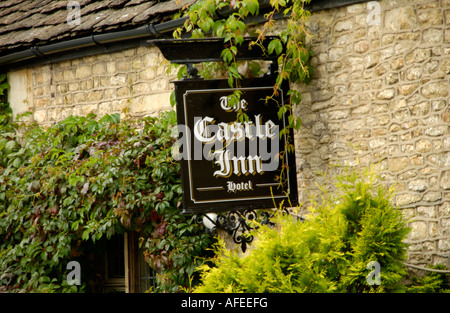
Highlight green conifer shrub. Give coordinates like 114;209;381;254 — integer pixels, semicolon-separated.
194;167;412;293
404;265;449;293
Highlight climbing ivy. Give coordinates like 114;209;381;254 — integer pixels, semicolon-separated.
167;0;314;193
0;73;10;127
172;0;314;132
0;102;213;292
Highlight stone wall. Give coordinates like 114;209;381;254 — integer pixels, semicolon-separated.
6;0;449;267
293;0;449;266
8;45;174;125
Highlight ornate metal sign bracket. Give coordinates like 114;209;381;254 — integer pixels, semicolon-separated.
199;208;300;253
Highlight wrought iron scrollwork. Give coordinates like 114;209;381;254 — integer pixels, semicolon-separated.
197;208;292;253
217;211;255;253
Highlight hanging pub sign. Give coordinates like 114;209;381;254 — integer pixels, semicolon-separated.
172;77;298;214
151;38;298;214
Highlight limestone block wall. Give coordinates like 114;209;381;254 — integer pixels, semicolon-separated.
8;45;174;125
294;0;449;266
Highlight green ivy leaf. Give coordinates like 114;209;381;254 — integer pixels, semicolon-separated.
268;38;283;56
221;48;233;64
245;0;259;15
5;140;16;153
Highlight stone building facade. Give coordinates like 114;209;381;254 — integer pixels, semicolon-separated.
8;46;173;124
293;0;449;266
3;0;449;268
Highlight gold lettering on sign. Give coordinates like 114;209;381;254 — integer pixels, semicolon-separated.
213;150;263;178
227;180;253;193
193;95;277;179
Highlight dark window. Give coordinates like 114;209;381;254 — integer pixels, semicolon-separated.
106;235;125;279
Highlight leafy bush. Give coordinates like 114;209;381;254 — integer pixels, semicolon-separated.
0;109;213;292
0;73;11;128
404;265;449;293
194;167;412;293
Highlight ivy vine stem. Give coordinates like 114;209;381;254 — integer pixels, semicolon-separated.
172;0;314;132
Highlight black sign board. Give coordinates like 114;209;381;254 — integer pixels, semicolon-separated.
151;37;299;214
173;76;298;214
